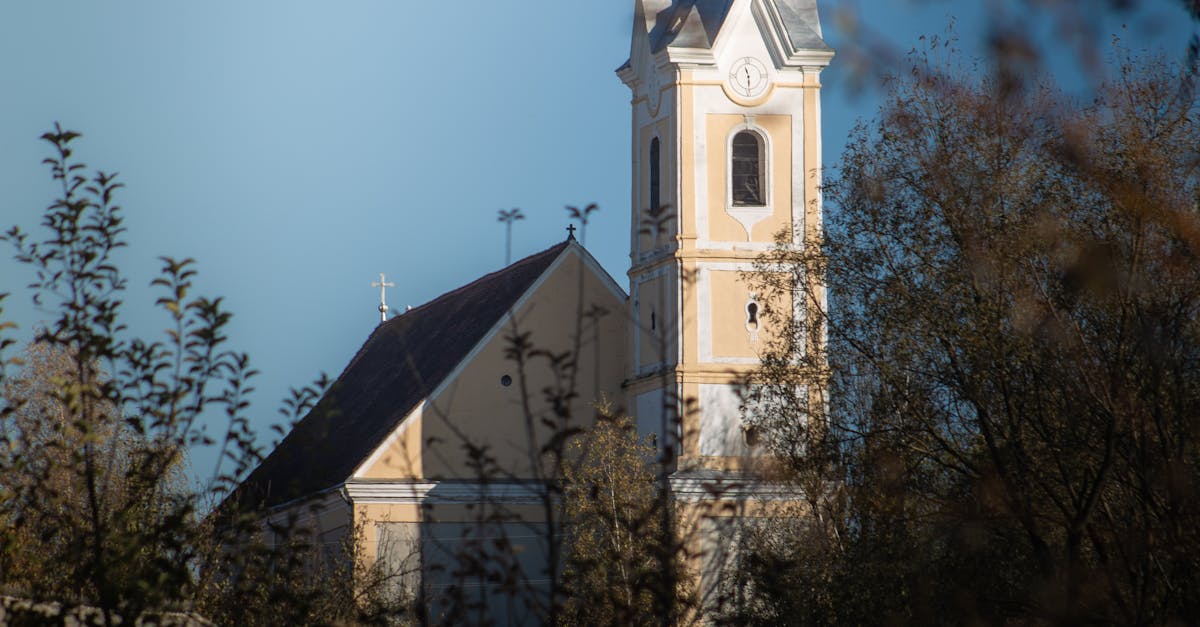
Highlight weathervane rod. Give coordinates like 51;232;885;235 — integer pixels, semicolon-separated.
497;208;525;266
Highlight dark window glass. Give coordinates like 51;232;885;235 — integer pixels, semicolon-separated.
731;131;763;206
650;137;661;211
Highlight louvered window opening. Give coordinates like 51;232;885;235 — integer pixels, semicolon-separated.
731;131;764;206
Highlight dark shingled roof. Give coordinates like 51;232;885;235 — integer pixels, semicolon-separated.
234;241;571;509
648;0;735;53
619;0;830;71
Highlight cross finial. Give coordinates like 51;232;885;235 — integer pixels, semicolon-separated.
566;224;577;240
371;273;395;323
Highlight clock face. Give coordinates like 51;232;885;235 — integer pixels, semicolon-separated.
729;57;769;99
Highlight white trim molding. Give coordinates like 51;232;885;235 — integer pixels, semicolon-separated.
724;120;774;241
697;261;763;365
669;471;806;502
632;263;676;377
343;480;551;506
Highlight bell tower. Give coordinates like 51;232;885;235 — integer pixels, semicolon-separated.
618;0;833;473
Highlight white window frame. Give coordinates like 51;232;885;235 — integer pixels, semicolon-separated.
724;122;773;241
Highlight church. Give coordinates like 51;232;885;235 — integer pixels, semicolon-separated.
233;0;832;619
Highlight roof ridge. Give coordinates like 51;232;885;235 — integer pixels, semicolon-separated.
334;239;571;394
390;240;570;322
230;238;577;510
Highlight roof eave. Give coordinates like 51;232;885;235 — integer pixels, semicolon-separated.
665;46;717;66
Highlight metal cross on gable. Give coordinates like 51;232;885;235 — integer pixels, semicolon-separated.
371;273;395;323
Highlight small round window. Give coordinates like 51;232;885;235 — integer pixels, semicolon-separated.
500;375;513;387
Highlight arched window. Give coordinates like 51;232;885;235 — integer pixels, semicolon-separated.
731;131;764;206
649;137;661;211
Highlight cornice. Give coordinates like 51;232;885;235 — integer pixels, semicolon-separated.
668;471;806;502
343;480;551;505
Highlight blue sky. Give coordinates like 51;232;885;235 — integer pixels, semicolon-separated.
0;1;1193;478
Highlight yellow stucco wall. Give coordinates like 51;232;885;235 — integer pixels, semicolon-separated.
417;250;626;480
352;501;421;573
638;118;674;254
704;113;793;243
637;274;672;367
710;270;756;359
353;500;553;577
675;496;812;617
709;270;792;360
357;405;423;479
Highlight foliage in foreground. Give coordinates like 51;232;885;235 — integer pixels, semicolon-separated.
561;411;690;626
0;126;687;627
0;127;219;620
739;43;1200;626
0;127;413;625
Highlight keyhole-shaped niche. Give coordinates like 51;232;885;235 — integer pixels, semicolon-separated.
745;292;761;343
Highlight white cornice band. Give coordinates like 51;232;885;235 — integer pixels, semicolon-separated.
343;480;552;505
344;477;804;505
668;473;807;502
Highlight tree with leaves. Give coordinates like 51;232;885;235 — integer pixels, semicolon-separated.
560;410;691;626
737;38;1200;625
0;126;387;625
0;126;227;621
0;340;187;600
